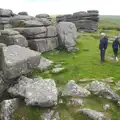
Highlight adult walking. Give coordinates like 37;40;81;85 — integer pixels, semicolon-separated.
112;36;120;61
99;33;108;63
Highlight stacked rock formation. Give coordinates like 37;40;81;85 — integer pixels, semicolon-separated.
9;13;58;53
0;8;14;30
0;29;28;47
56;10;99;32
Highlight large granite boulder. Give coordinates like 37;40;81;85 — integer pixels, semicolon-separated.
62;80;91;97
0;98;18;120
25;78;58;107
56;22;77;50
8;76;58;107
0;45;41;79
87;81;120;101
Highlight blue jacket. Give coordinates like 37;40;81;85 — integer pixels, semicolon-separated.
112;39;120;49
99;37;108;50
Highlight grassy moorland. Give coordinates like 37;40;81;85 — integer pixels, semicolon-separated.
13;16;120;120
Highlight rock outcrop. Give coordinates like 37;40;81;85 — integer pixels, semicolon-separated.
56;10;99;32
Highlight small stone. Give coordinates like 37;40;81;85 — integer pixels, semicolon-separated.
51;67;65;74
103;104;110;111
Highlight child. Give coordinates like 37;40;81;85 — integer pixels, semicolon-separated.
112;36;120;61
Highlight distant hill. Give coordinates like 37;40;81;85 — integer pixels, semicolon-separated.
100;15;120;23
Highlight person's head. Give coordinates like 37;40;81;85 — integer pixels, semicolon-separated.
100;32;106;38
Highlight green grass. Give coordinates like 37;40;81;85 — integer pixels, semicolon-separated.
40;30;120;85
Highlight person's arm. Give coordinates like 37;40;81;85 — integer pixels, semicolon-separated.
104;39;108;49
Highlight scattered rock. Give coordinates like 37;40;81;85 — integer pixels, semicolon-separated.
0;98;18;120
103;104;110;111
51;67;65;74
41;110;60;120
37;57;53;71
56;22;77;51
18;12;28;15
25;78;58;107
78;108;109;120
62;80;91;97
87;81;120;101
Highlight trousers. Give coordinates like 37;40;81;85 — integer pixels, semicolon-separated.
100;49;106;62
113;48;118;57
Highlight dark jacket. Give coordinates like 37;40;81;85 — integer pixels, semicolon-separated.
112;38;120;49
99;37;108;50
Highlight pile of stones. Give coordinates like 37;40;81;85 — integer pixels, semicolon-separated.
56;10;99;32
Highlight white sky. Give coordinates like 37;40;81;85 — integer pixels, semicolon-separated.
0;0;120;16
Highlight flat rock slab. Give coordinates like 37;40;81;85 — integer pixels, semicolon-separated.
62;80;91;97
87;81;120;101
0;45;41;79
10;20;44;27
78;108;108;120
28;37;58;53
13;27;47;39
56;22;77;49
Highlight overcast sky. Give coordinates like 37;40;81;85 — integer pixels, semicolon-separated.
0;0;120;16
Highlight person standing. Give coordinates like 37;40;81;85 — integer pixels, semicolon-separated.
99;33;108;63
112;36;120;61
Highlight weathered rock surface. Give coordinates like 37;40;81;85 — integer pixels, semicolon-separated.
87;81;120;101
78;108;109;120
62;80;91;97
18;12;28;15
28;37;58;53
0;45;40;79
37;57;53;71
13;27;47;39
8;76;58;107
0;8;13;17
0;29;28;47
25;78;58;107
0;98;18;120
10;20;44;27
41;110;60;120
8;76;34;97
56;22;77;50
